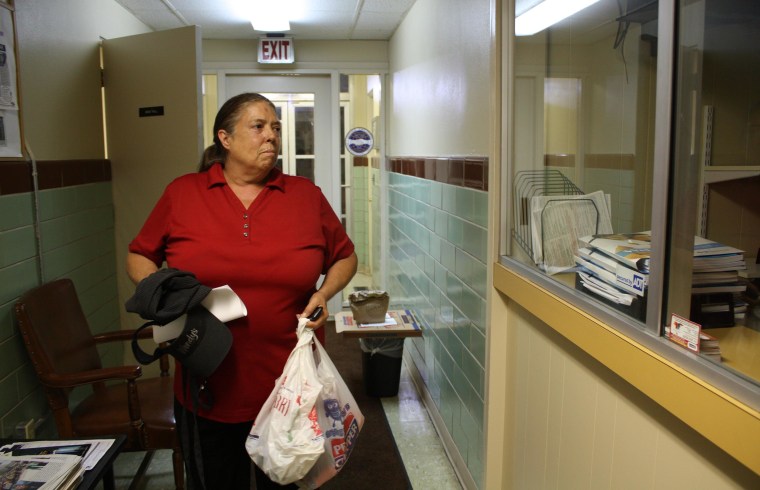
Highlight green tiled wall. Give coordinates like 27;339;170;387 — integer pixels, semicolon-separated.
387;172;487;487
0;182;119;438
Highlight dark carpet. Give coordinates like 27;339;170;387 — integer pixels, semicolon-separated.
320;321;412;490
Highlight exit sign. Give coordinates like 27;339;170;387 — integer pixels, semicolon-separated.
258;37;294;64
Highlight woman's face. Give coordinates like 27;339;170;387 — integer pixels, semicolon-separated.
219;101;281;174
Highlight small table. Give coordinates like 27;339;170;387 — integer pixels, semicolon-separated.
0;435;126;490
334;309;423;338
77;435;126;490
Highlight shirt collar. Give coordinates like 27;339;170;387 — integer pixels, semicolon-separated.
206;162;286;191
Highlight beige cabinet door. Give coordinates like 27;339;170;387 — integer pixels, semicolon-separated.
103;26;202;333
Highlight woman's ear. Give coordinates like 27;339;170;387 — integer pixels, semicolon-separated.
217;129;231;149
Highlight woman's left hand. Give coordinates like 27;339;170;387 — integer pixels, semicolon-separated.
299;293;328;329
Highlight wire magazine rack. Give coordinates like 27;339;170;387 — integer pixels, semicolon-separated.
512;169;598;268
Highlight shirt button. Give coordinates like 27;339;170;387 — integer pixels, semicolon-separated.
243;232;249;237
243;224;249;229
243;214;248;219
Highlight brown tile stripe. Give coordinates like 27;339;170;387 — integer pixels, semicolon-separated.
544;154;575;167
387;157;488;191
0;159;111;196
351;156;383;169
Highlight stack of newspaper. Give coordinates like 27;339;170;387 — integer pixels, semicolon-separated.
0;453;82;489
0;439;114;490
575;231;748;324
574;232;650;308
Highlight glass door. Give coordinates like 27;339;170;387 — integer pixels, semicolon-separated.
262;93;316;182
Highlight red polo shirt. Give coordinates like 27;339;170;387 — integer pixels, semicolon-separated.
129;163;354;422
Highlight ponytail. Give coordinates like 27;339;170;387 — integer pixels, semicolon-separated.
198;144;223;172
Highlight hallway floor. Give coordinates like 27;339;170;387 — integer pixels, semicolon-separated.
99;360;462;490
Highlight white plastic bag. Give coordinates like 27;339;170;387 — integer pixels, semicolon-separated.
246;321;325;485
298;337;364;489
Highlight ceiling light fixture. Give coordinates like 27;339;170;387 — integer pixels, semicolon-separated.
515;0;601;36
249;1;291;32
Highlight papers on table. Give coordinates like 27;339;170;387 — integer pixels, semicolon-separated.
0;453;83;490
0;438;114;471
334;310;422;337
354;313;397;327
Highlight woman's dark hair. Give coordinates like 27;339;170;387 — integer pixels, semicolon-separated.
198;93;277;171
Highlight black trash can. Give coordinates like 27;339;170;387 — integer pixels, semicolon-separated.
359;338;404;397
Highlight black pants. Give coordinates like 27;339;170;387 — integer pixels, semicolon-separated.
174;399;298;490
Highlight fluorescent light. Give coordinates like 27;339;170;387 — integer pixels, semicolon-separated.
515;0;601;36
242;0;291;32
251;15;290;32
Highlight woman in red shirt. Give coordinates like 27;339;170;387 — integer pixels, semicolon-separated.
127;93;357;489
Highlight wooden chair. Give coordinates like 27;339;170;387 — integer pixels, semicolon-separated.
14;278;184;490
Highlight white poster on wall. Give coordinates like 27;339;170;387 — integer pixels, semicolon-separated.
0;5;21;157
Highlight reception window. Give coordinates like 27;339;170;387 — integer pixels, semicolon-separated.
505;0;759;398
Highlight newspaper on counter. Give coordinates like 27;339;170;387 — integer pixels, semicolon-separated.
0;453;83;490
530;190;613;275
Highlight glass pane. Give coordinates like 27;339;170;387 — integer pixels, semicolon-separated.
510;0;659;324
294;106;314;155
296;158;314;182
669;0;760;385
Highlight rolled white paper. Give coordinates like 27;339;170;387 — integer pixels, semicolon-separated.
152;285;247;344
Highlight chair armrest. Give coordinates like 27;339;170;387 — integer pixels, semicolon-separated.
93;327;172;376
39;365;143;388
93;327;153;344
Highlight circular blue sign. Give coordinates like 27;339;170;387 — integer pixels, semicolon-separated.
345;127;374;156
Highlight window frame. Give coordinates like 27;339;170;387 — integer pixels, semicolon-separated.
500;0;760;412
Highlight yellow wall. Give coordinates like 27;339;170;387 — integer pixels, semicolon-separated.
202;39;388;66
488;264;760;488
388;0;491;157
15;0;151;160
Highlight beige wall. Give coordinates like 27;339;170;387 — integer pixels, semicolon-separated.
202;39;388;67
388;0;491;157
15;0;151;160
505;301;758;488
489;265;760;488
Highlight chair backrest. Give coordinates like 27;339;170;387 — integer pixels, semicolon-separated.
15;278;104;390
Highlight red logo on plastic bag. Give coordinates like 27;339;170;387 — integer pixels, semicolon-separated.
331;438;347;468
343;412;359;454
309;405;323;437
273;391;291;416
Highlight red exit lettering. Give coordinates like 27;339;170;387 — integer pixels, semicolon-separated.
261;39;292;62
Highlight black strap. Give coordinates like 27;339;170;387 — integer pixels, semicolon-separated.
136;321;216;490
181;366;207;490
130;320;170;365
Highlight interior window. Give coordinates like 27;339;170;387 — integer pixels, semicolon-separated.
510;0;658;324
667;0;760;384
